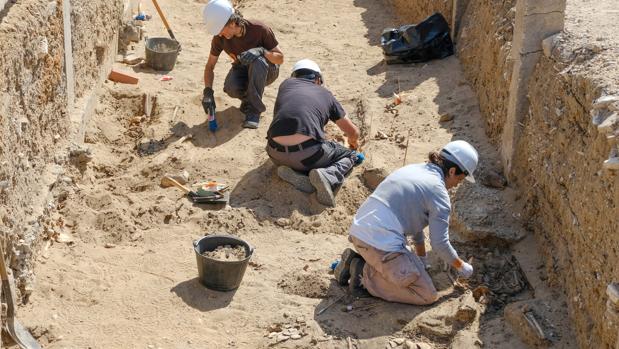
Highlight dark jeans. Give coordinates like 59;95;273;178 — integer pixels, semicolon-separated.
266;140;357;188
223;56;279;116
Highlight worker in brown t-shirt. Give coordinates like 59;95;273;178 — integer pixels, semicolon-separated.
201;0;284;130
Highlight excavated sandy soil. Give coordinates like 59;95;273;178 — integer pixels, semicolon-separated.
13;0;577;348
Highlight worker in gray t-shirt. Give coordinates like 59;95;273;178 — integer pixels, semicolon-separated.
265;59;363;207
334;140;479;305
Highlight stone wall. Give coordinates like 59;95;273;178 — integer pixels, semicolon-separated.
457;0;515;143
513;46;619;349
0;0;123;298
71;0;123;98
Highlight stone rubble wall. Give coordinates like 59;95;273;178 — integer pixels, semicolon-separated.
0;0;123;299
513;42;619;348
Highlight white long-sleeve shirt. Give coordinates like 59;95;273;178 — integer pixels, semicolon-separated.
349;163;458;263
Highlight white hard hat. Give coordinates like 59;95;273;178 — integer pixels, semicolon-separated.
202;0;234;35
292;59;322;75
440;140;479;182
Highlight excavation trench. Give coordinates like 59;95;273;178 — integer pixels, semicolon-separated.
4;0;607;348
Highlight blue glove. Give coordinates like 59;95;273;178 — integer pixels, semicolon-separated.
353;152;365;166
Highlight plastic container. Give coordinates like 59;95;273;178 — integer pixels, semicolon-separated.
193;235;253;291
145;37;180;71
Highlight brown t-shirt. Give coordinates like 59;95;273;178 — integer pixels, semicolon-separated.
209;19;279;62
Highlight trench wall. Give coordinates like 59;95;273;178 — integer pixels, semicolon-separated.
0;0;122;297
392;1;618;348
513;51;619;348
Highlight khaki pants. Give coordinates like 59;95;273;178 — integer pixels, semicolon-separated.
350;236;438;305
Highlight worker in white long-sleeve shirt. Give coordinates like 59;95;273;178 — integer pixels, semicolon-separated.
334;140;478;304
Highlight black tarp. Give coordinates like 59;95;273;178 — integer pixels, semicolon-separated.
381;13;454;65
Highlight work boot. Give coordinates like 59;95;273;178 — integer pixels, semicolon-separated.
334;248;360;285
309;169;335;207
349;258;371;297
243;114;260;129
277;166;314;193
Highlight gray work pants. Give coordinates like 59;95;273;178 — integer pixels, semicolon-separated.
223;56;279;116
266;140;357;189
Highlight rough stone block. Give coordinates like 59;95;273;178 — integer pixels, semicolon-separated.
542;33;560;57
608;283;619;307
518;13;564;54
524;0;567;15
598;113;618;133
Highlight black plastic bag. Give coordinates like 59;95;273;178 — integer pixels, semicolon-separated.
381;12;454;65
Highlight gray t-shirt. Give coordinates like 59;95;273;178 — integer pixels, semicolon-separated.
267;78;345;141
350;163;458;263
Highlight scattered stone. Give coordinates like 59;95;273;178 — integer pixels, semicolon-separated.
450;330;482;348
160;173;189;187
362;167;389;190
480;169;507;189
604;157;619;170
405;341;432;349
104;243;116;248
439;113;454;122
276;333;289;342
394;338;405;345
593;95;619;109
291;334;301;340
607;283;619;307
0;180;9;192
275;218;290;227
598;113;618;133
375;131;389;140
542;33;560;57
123;53;143;65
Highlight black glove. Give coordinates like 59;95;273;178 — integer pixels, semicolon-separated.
238;47;266;65
202;87;216;116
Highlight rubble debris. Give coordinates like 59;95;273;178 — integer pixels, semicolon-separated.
593;95;619;109
375;131;389;140
404;341;432;349
123;53;143;65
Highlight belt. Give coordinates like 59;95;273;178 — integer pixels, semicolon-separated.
268;138;321;152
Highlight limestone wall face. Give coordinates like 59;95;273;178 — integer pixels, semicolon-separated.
0;0;122;298
0;0;66;297
513;53;619;349
457;0;515;143
71;0;123;98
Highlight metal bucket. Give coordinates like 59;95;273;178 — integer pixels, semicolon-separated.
145;37;180;71
193;235;253;291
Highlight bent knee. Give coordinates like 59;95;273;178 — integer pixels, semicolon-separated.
423;291;439;305
223;86;245;98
